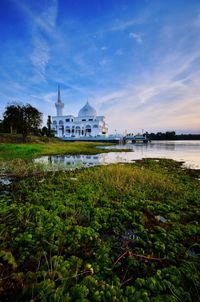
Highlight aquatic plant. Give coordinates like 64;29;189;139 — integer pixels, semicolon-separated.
0;159;200;301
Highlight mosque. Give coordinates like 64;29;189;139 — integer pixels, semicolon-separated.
51;86;108;138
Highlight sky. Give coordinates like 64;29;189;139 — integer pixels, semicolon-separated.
0;0;200;134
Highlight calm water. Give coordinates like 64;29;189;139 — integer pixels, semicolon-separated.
35;140;200;170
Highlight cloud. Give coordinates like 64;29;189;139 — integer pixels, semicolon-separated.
38;0;58;30
1;0;200;134
99;58;111;66
110;13;149;31
129;32;143;44
13;0;58;35
31;36;50;81
101;46;108;50
94;49;200;133
13;0;58;82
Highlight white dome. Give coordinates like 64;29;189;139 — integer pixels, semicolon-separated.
78;101;97;117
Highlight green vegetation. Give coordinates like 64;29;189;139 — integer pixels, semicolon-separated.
1;104;42;141
0;133;58;144
0;141;114;161
0;134;123;178
1;159;200;301
148;131;200;140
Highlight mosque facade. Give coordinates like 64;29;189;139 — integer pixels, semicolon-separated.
51;86;108;138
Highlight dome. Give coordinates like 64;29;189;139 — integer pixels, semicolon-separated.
78;101;97;117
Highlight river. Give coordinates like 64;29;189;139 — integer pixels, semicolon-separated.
35;140;200;170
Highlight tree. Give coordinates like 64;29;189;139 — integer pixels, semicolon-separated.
41;126;48;136
40;116;53;137
47;115;52;136
3;103;42;141
0;119;4;133
2;104;22;134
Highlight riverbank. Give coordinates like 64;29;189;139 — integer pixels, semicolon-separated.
0;141;117;177
0;159;200;301
0;133;122;161
0;141;118;161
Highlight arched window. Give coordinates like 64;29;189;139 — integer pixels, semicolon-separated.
65;126;70;134
52;120;57;130
93;124;98;128
75;126;81;136
85;125;91;134
81;126;84;135
59;120;64;125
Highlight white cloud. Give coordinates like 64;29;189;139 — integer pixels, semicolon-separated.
31;36;50;81
38;0;58;30
13;0;58;36
13;0;58;82
94;51;200;133
99;58;111;66
110;13;149;31
5;0;200;134
129;32;143;44
101;46;108;50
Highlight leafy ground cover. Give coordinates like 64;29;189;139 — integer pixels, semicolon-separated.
0;159;200;301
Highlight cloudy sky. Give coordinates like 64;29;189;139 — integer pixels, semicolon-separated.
0;0;200;134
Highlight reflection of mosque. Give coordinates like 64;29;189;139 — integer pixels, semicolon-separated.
36;153;131;169
50;154;102;167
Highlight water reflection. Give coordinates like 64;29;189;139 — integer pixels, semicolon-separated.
35;154;104;168
35;140;200;170
101;140;200;169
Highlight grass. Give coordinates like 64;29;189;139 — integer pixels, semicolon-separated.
0;132;121;161
0;159;200;301
0;141;117;177
0;141;117;161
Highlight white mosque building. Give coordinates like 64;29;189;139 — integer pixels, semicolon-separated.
51;86;108;138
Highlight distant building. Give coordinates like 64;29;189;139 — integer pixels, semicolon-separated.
51;86;108;138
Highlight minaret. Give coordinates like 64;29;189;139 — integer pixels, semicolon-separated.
55;85;64;116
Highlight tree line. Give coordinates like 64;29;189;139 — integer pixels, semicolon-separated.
0;103;53;141
147;131;200;140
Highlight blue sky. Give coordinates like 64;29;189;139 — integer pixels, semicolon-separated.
0;0;200;133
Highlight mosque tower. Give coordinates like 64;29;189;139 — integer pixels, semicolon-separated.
55;85;64;116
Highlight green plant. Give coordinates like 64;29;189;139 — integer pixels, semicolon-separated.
0;159;200;301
